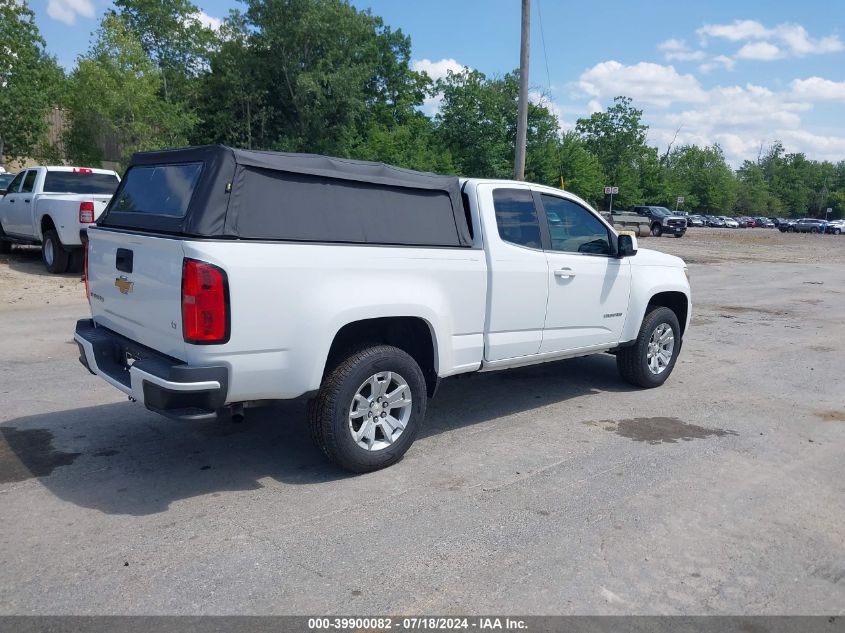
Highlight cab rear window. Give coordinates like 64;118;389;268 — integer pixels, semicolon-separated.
110;163;202;217
44;171;119;194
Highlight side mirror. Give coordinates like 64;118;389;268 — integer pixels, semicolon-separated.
617;233;637;257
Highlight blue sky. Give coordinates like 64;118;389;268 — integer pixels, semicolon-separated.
30;0;845;165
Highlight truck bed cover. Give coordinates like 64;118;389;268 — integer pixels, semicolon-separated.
97;145;472;248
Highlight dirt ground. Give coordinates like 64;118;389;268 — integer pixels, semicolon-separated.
0;228;843;615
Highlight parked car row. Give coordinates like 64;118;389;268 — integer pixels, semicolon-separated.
778;218;844;234
684;214;778;228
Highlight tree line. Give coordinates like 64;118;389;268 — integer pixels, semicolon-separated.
2;0;843;218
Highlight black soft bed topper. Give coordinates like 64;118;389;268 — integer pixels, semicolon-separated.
98;144;473;248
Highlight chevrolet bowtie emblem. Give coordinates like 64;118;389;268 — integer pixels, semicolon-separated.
114;276;134;295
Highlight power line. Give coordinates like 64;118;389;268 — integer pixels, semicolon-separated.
535;0;565;188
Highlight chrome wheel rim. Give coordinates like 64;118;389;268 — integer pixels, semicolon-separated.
647;323;675;375
44;239;54;266
349;371;412;451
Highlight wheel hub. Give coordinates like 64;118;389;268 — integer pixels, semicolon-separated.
349;371;413;451
646;323;675;375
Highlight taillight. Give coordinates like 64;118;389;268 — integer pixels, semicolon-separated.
79;201;95;223
83;239;89;301
181;259;229;344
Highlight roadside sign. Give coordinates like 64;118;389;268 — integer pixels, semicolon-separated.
604;186;612;194
611;186;619;194
677;196;684;204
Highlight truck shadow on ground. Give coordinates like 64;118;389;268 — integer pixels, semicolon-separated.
1;354;634;516
1;246;81;279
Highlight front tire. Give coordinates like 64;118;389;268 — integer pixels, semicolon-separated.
651;224;663;237
617;306;682;388
42;229;69;274
309;345;427;473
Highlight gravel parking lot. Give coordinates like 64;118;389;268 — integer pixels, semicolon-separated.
1;229;844;615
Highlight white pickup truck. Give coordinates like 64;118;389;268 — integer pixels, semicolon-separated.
0;166;120;272
74;146;691;472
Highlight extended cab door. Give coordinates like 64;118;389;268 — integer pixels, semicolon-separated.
477;184;549;361
535;191;631;352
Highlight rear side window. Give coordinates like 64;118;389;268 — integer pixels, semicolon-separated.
21;170;37;193
493;188;541;249
43;171;119;194
111;163;202;217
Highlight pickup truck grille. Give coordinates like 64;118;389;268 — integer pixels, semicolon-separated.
667;219;686;227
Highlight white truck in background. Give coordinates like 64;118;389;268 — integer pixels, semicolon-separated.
74;146;691;473
0;166;120;273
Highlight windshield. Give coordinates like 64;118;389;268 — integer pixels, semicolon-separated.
650;207;673;217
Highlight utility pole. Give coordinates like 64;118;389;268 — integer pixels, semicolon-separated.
513;0;530;180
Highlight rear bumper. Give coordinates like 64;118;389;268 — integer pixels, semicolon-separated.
74;319;229;421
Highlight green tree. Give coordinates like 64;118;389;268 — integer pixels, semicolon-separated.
64;13;196;166
575;96;649;208
0;0;64;166
558;132;604;205
195;0;429;158
664;144;736;213
435;69;560;182
113;0;218;105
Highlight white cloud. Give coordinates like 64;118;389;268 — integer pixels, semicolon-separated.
658;38;688;52
411;58;470;116
697;19;770;42
697;19;842;59
191;10;222;31
578;61;706;108
667;50;707;62
774;23;843;56
699;55;736;74
657;38;706;62
736;41;783;60
46;0;94;25
791;77;845;102
411;58;467;82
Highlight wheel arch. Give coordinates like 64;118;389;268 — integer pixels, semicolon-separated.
40;214;56;241
647;291;689;337
323;316;440;397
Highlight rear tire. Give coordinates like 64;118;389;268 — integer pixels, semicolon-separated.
0;223;12;254
42;229;69;274
309;344;427;473
68;249;84;273
617;306;681;388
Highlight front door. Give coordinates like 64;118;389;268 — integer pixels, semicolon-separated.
0;170;27;236
536;192;631;353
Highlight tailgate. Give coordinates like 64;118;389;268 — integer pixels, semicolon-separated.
87;228;187;360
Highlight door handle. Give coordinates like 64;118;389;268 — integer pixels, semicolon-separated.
8;199;14;203
24;199;30;203
554;268;575;279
